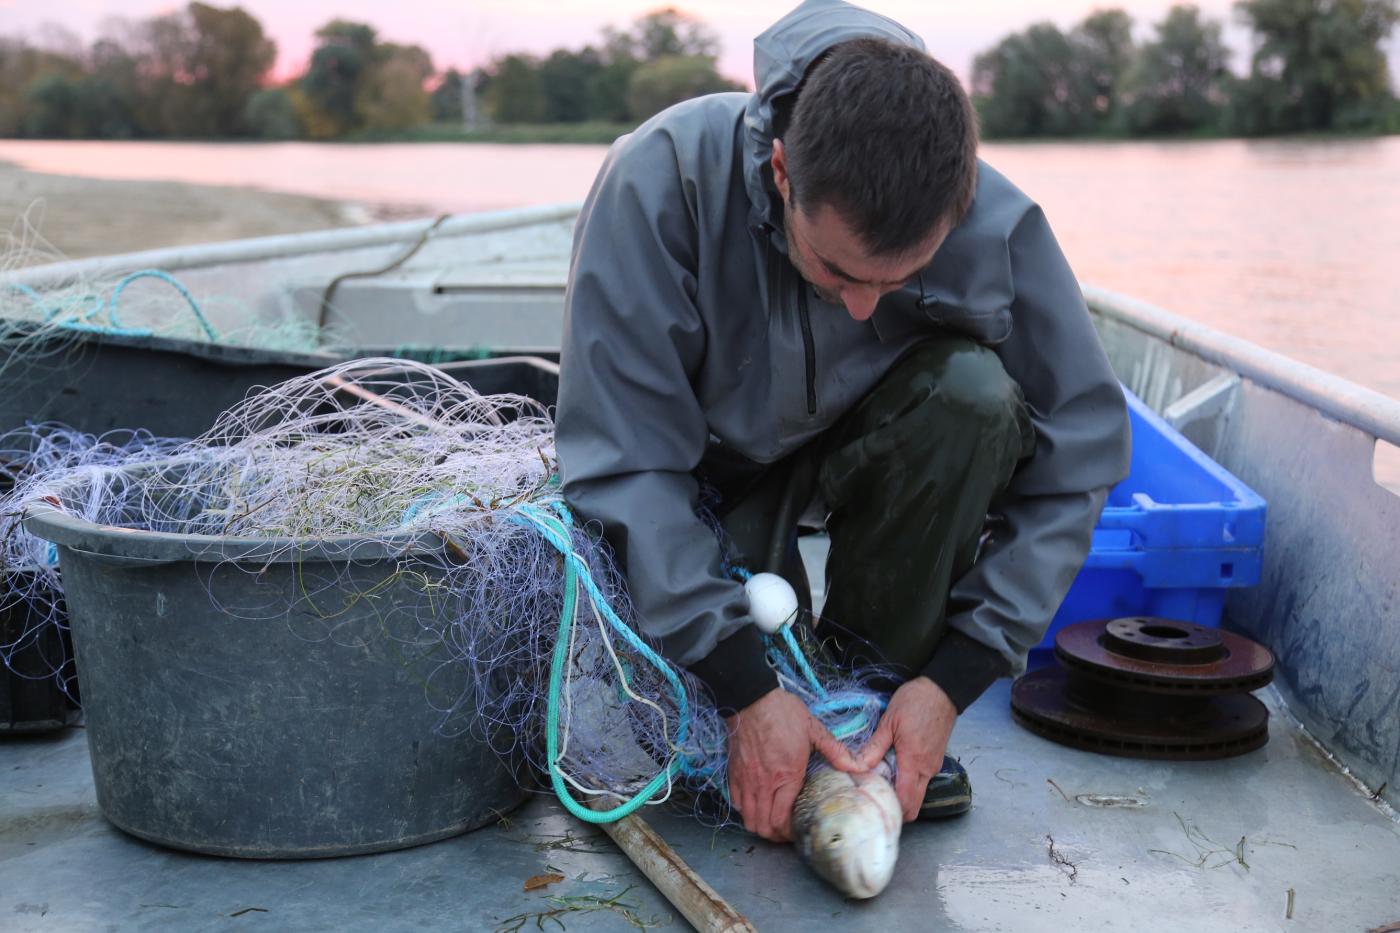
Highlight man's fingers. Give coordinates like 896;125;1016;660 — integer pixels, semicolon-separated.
809;719;860;772
894;762;931;823
769;779;801;842
857;717;895;770
731;783;754;834
746;791;773;840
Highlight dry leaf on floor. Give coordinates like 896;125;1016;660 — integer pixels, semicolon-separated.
522;873;565;892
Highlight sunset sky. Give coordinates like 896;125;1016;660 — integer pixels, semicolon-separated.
1;0;1395;87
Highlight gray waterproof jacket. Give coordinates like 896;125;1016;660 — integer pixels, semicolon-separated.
557;0;1131;713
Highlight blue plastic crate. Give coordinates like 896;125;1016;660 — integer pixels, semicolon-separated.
1038;386;1266;650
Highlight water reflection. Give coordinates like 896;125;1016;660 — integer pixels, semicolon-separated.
0;137;1395;402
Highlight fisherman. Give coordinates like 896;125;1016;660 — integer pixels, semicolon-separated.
556;0;1131;843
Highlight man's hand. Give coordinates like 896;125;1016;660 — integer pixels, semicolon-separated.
856;676;957;822
726;688;861;842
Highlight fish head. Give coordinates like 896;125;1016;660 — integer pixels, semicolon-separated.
801;772;902;899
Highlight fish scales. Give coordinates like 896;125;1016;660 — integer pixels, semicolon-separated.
791;760;903;899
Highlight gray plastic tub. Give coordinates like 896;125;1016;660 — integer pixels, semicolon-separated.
23;493;527;859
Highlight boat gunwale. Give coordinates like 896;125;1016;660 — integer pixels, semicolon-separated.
5;204;1396;448
1085;284;1400;448
0;202;584;290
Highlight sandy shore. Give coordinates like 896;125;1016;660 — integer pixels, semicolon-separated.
0;160;379;264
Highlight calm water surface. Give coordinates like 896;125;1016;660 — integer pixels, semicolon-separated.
1;137;1396;403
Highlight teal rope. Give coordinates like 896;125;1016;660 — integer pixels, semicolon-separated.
542;523;684;823
110;270;218;341
525;506;884;822
732;563;883;740
8;271;216;341
8;284;120;332
518;501;695;824
780;624;827;696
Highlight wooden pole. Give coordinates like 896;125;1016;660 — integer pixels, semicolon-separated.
584;799;756;933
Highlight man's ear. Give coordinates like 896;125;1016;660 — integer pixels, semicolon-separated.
770;138;791;203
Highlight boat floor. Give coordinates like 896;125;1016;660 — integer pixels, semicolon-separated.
5;680;1399;932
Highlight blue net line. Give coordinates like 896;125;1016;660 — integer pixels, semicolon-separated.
400;492;883;823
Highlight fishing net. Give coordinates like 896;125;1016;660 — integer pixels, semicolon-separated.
0;423;184;700
0;268;325;360
1;215;326;360
0;358;888;824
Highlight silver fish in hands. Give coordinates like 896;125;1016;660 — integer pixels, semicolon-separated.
791;758;902;899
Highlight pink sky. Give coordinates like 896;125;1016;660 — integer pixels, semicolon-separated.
1;0;1395;87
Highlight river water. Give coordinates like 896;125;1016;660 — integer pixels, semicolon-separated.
0;137;1396;407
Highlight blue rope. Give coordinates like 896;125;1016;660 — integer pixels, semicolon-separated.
726;562;885;741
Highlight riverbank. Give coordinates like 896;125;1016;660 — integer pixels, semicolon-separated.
348;121;634;145
0;160;372;264
339;122;1400;145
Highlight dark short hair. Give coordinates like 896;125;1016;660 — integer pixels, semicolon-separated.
784;38;979;256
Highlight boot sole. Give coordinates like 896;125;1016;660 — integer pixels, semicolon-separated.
918;792;972;819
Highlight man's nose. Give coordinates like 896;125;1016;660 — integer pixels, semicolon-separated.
841;286;881;322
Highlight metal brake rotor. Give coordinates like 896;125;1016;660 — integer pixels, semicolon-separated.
1055;616;1275;695
1011;617;1276;761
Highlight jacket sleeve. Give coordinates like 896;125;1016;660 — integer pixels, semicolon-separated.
556;128;778;714
922;203;1131;709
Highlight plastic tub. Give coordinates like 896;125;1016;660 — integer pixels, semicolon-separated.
14;357;564;857
1042;387;1267;649
23;495;527;858
0;353;559;736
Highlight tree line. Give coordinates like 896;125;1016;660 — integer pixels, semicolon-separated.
972;0;1400;137
0;4;740;140
2;1;1396;141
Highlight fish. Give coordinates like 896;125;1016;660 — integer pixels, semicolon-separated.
790;757;903;899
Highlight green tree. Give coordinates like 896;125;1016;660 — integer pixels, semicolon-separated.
182;3;277;135
0;39;84;136
301;20;377;137
23;75;81;138
68;76;140;138
431;69;465;122
539;49;604;122
972;23;1096;137
1235;0;1399;132
85;38;145;137
1223;73;1286;134
128;2;276;137
357;43;434;132
628;8;721;60
1073;9;1136;127
587;57;638;121
245;88;302;139
487;54;545;123
1117;5;1231;135
624;55;742;121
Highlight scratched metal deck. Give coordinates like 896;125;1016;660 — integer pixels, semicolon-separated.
5;677;1398;932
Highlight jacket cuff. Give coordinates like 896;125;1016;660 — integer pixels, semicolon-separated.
919;629;1009;713
688;624;779;715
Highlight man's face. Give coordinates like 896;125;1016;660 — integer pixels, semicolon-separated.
772;139;949;323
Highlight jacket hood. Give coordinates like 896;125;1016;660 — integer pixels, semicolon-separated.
743;0;926;232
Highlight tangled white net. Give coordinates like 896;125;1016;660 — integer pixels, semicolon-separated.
1;358;887;823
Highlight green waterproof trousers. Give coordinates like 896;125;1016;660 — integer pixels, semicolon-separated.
708;337;1037;694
